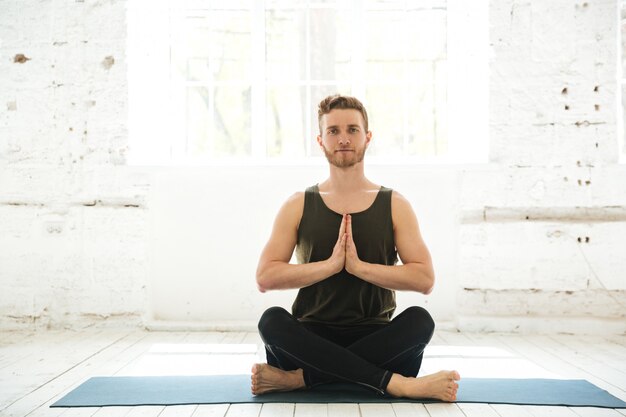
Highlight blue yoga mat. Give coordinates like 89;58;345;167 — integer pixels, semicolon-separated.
51;375;626;408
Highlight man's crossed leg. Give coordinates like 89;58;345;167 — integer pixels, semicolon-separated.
251;306;460;401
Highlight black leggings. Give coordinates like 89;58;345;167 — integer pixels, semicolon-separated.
257;306;435;395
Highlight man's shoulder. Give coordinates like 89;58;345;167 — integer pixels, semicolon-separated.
272;192;306;231
390;190;417;217
280;191;306;217
390;189;407;204
285;184;317;203
285;191;305;202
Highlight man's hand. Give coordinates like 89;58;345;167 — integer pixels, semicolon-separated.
327;214;347;274
344;214;363;276
326;214;363;276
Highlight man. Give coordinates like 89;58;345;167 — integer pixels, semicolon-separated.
251;95;460;401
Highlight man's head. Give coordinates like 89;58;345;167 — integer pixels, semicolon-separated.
317;95;372;168
317;95;369;134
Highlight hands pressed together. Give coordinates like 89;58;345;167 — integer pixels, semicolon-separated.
328;214;363;276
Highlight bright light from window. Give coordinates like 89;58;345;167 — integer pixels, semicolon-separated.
422;345;566;379
120;343;262;376
128;0;488;165
118;342;567;379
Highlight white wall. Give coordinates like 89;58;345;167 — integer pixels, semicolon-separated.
1;0;625;333
0;0;149;329
148;165;460;328
457;0;626;333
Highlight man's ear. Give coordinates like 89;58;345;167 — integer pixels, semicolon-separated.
316;134;323;148
365;130;372;147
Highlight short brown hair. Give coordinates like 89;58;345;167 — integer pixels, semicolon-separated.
317;95;369;134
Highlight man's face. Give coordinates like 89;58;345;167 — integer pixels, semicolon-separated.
317;109;371;168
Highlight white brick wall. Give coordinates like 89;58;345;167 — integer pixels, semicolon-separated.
0;0;624;332
457;0;626;331
0;0;148;329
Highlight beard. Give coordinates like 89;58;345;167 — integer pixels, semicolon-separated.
321;145;366;168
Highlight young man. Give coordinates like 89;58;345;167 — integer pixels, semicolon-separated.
252;95;460;401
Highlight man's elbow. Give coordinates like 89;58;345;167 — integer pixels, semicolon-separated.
256;260;288;292
407;263;434;294
256;267;280;293
421;273;435;295
255;266;270;293
256;272;271;293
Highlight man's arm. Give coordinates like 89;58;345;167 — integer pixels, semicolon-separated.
345;192;435;294
256;193;347;292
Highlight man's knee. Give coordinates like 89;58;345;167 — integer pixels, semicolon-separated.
257;306;292;340
399;306;435;343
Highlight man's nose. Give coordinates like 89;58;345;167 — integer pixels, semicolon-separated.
338;134;350;145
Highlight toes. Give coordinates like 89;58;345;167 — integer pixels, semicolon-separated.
447;389;457;402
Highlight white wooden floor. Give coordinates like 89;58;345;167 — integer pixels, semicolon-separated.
1;329;625;417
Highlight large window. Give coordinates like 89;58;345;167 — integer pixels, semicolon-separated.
128;0;488;165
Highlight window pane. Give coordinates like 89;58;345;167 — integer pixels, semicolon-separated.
310;9;352;81
266;86;307;158
366;0;405;10
209;11;251;81
405;60;447;156
171;20;211;81
622;84;626;154
177;0;251;10
365;87;404;157
266;0;307;8
622;3;626;156
172;11;251;82
212;86;251;156
407;9;446;62
407;87;435;155
187;57;211;82
365;11;405;81
406;0;447;10
187;86;252;158
434;60;448;155
187;87;210;155
406;65;435;156
266;9;307;81
622;8;626;79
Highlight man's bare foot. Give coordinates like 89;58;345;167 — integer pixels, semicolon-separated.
386;370;461;402
250;363;306;395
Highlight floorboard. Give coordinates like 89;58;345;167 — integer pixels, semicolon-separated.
293;403;327;417
358;403;395;417
224;403;261;417
391;402;430;417
327;404;359;417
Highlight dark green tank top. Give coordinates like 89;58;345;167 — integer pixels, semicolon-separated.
292;184;398;325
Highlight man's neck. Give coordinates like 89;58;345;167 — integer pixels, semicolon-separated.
321;162;374;193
